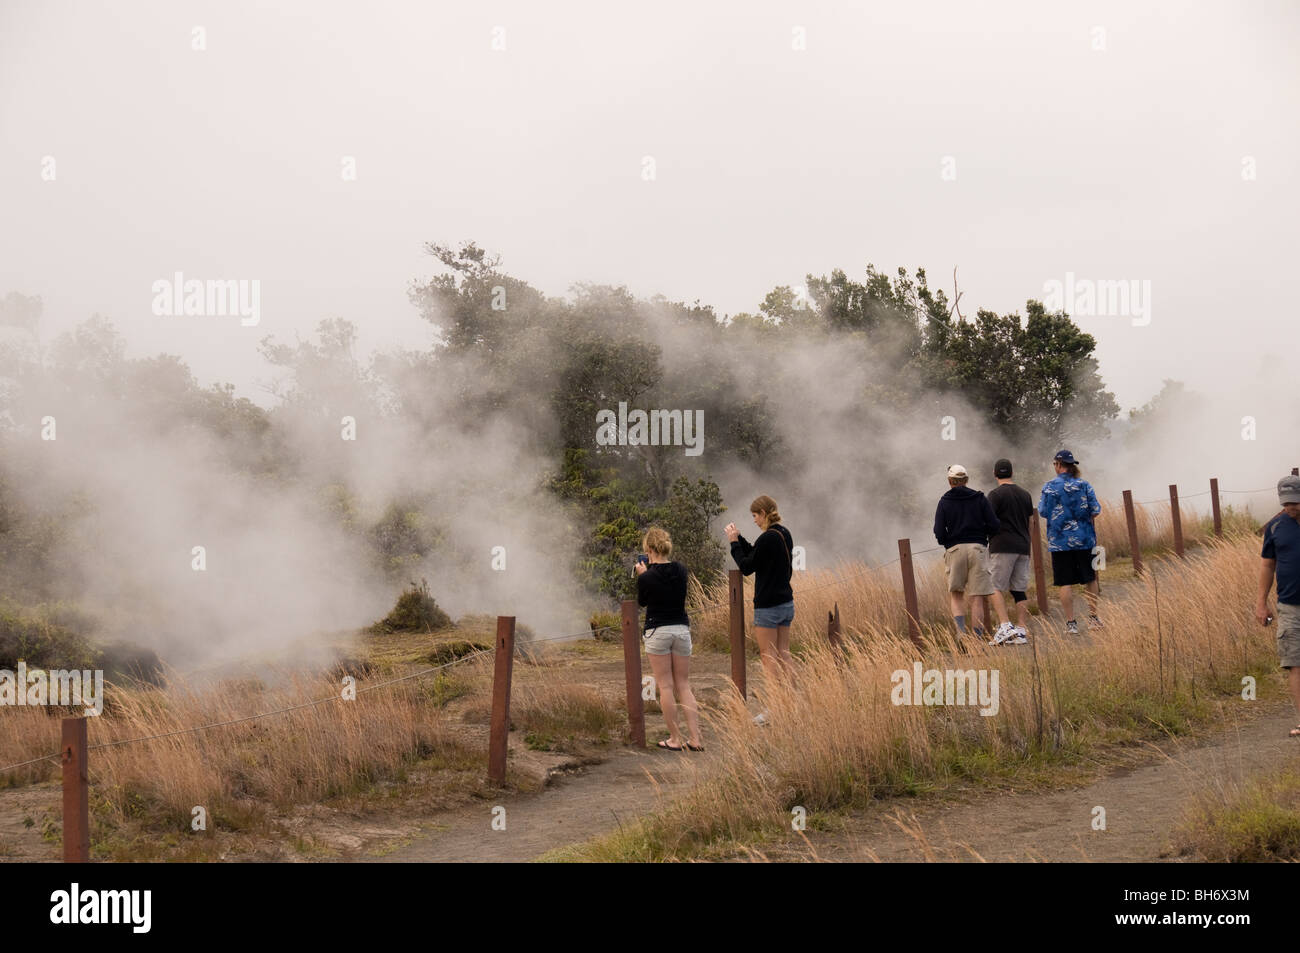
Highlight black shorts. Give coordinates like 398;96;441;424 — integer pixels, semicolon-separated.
1050;549;1096;587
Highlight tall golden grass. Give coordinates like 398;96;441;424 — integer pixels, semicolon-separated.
0;660;492;831
687;497;1259;654
688;553;955;654
1093;496;1255;559
570;534;1277;861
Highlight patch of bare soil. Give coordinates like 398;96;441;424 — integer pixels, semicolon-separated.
785;700;1300;862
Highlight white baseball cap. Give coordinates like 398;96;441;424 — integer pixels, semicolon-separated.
947;464;967;478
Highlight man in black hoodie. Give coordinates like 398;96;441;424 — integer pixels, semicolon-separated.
933;464;1000;639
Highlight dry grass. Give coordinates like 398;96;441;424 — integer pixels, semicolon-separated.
0;656;500;854
688;500;1258;657
688;554;955;654
511;679;624;753
1173;766;1300;861
0;619;627;859
564;534;1278;861
1094;497;1256;559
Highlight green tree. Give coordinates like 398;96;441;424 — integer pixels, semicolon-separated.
913;299;1119;449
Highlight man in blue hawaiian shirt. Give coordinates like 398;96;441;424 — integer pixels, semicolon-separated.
1038;449;1103;634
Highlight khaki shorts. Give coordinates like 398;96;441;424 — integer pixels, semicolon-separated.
1277;603;1300;669
943;543;994;596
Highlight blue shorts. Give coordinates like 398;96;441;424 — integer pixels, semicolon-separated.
753;600;795;628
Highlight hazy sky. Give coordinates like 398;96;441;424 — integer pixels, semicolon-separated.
2;0;1297;413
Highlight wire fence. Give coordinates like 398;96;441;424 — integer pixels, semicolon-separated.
0;648;492;777
1130;487;1270;505
533;544;944;647
1;542;941;775
0;481;1272;776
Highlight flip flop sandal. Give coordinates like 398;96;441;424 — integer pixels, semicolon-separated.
657;740;683;751
685;742;705;751
1290;726;1300;738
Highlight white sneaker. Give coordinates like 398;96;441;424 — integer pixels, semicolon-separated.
753;712;770;727
989;622;1016;645
1010;626;1028;645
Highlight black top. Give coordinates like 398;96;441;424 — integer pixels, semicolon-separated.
933;486;1000;549
636;561;690;633
987;483;1034;555
1262;514;1300;606
730;524;794;608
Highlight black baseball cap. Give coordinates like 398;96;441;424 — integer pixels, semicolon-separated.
994;458;1013;478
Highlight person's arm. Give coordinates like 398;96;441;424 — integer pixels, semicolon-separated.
1257;557;1276;625
730;534;758;575
1087;484;1101;517
636;569;652;607
933;502;947;548
1038;485;1051;518
1257;527;1277;625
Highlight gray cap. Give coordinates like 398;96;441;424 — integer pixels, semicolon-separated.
1280;474;1300;504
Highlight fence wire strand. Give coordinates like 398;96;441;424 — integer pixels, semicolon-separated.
0;649;492;776
1;481;1272;776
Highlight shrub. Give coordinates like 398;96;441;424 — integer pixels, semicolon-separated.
589;610;621;643
0;601;100;670
370;579;451;634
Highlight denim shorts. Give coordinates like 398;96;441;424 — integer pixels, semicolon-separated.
644;624;692;656
753;600;795;628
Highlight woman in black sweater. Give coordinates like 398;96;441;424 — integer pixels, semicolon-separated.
634;527;703;751
725;495;794;723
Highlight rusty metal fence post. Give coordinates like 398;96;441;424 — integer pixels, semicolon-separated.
620;600;646;747
897;539;923;649
1122;490;1143;576
1210;478;1222;537
1029;512;1049;617
61;717;89;862
728;569;746;699
487;615;515;785
1169;484;1185;558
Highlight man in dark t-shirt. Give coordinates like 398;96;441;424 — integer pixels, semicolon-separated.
987;458;1034;643
1257;473;1300;737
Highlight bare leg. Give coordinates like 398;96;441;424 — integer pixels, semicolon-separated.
1060;584;1074;621
671;653;702;747
989;590;1012;627
1083;580;1100;616
752;625;782;691
948;591;966;632
776;624;794;684
646;651;680;746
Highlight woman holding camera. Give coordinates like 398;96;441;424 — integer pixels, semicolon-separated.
634;527;703;751
725;494;794;725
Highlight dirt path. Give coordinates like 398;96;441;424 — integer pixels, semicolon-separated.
354;555;1292;864
362;727;717;863
357;699;1298;863
794;700;1300;862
